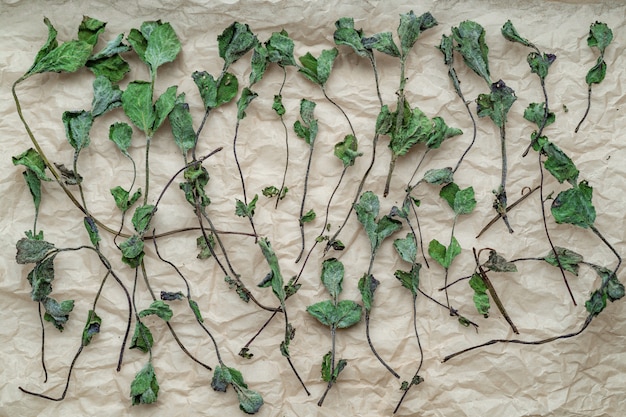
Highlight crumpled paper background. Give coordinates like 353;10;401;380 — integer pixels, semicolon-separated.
1;0;625;416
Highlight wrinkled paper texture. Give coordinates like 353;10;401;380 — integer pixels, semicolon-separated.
1;0;625;416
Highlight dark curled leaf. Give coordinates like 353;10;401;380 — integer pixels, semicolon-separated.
22;170;42;215
27;255;56;301
551;181;596;228
426;117;462;149
225;276;250;302
452;20;491;84
358;273;380;312
543;247;583;276
16;237;55;264
542;142;579;184
437;34;454;65
120;235;145;268
423;167;454;185
63;110;93;152
138;300;173;321
334;17;367;57
53;163;83;186
218;22;258;68
160;291;184;301
591;265;625;302
484;250;517;272
130;321;153;352
12;148;52;181
82;309;102;346
130;362;159;405
83;216;100;247
469;273;490;317
321;351;333;382
249;44;268;86
43;297;74;331
333;359;348;381
501;20;532;47
272;95;285;116
476;80;517;128
237;88;258;120
211;365;231;392
257;238;286;301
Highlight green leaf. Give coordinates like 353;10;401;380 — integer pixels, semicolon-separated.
188;299;204;323
293;99;318;145
257;238;286;302
374;215;402;251
127;28;148;64
235;385;264;414
235;195;258;218
27;255;56;301
78;16;106;46
62;110;93;152
355;191;379;250
300;209;316;224
109;122;133;156
16;237;55;264
388;104;432;157
551;181;596;228
266;30;296;66
237;87;258;120
524;102;555;129
476;80;517;128
218;22;258;68
334;300;361;328
321;258;344;299
87;47;131;84
82;309;102;346
484;250;517;272
90;33;131;60
120;235;144;268
334;134;362;167
139;300;173;321
130;362;159;405
91;76;122;117
452;20;491;84
83;216;100;247
192;71;218;110
394;233;417;264
429;237;461;269
439;182;459;209
542;141;579;184
12;148;52;181
394;263;421;296
196;233;215;260
169;100;196;155
144;22;181;76
362;32;400;58
591;265;625;302
358;273;379;312
122;81;155;135
398;11;437;56
298;48;338;86
440;183;476;215
426;117;462;149
132;205;155;234
469;273;490;317
500;20;532;47
321;351;333;382
217;73;239;107
249;44;268;86
22;169;43;216
437;34;454;66
272;95;285;116
587;22;613;53
43;297;74;331
543;247;583;276
128;324;155;351
211;365;231;392
527;52;556;81
586;58;607;85
585;290;606;316
334;17;368;57
110;186;141;212
153;85;178;133
26;38;93;76
27;18;59;75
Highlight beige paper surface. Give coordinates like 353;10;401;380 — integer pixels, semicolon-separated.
1;1;625;416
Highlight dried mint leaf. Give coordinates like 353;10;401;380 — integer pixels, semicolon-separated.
551;181;596;228
43;297;75;331
82;309;102;346
130;361;159;405
138;300;173;321
543;247;583;276
393;233;417;264
469;273;490;317
16;237;55;264
484;250;517;272
130;321;153;352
